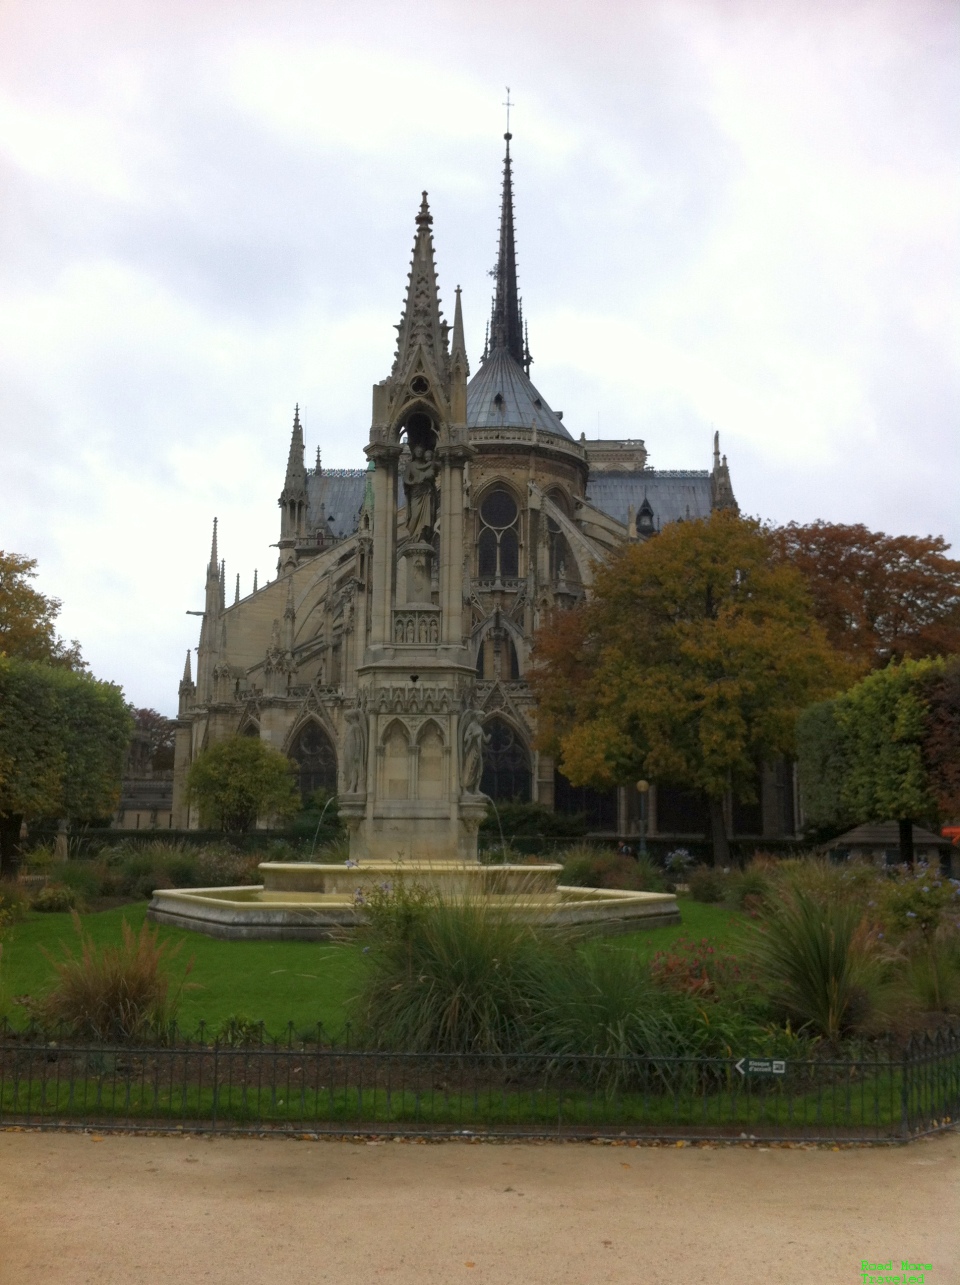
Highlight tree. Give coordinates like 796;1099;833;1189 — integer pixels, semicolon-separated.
797;658;954;863
128;707;176;773
0;657;132;876
838;660;940;865
769;522;960;672
186;736;300;832
0;551;85;670
921;656;960;823
530;510;849;864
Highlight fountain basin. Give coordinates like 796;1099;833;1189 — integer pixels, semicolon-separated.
147;861;681;941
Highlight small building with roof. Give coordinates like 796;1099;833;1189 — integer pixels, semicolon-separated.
824;821;954;871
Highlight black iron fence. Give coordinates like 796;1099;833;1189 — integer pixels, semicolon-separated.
2;1019;957;1142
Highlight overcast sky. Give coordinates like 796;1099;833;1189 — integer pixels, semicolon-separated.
2;0;958;714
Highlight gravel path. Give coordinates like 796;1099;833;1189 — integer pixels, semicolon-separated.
0;1130;957;1284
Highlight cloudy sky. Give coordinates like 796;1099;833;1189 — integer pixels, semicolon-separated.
2;0;957;714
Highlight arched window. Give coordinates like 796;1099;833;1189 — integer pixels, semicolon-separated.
289;722;337;803
547;517;570;582
480;718;531;803
477;488;520;581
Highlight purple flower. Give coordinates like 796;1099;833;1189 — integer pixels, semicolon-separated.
906;911;917;919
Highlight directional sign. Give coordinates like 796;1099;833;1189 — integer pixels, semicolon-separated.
734;1058;786;1076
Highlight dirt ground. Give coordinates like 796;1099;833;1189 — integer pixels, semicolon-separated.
0;1130;957;1285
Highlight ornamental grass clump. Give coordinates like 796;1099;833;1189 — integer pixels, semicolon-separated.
746;888;879;1042
353;881;556;1055
36;912;194;1042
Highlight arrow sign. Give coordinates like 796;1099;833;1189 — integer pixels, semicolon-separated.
735;1058;786;1076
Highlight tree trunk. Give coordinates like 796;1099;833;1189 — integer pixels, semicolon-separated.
898;818;915;867
708;796;731;868
0;813;24;881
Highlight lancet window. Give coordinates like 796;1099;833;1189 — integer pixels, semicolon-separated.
480;718;531;803
289;722;338;803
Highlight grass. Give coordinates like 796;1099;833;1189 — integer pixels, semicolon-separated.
0;896;745;1038
0;904;366;1038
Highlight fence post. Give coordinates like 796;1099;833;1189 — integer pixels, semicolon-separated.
900;1034;912;1140
211;1038;219;1131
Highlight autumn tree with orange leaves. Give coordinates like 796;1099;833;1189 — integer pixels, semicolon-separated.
530;511;850;865
769;522;960;673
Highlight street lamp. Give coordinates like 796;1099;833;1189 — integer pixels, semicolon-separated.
636;779;649;856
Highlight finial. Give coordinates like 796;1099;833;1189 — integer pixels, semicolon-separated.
713;430;720;470
253;568;258;593
416;191;432;226
234;573;240;605
451;285;469;372
503;86;513;138
315;445;322;473
208;516;218;571
294;402;301;429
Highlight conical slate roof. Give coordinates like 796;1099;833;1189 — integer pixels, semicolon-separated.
466;348;572;440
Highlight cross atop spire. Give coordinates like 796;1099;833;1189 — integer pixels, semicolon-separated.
486;129;527;368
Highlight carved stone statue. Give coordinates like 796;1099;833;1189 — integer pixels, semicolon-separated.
343;706;368;795
459;708;488;797
403;445;439;541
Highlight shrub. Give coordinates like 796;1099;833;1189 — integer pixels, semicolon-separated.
881;865;960;943
664;848;694;877
311;836;351;864
724;866;773;914
895;933;960;1016
480;801;587;839
531;944;770;1091
214;1015;267;1047
0;881;31;924
35;913;194;1041
688;865;726;903
559;845;665;891
32;883;84;913
774;855;882;906
649;936;746;999
58;862;103;901
187;735;300;832
746;888;879;1041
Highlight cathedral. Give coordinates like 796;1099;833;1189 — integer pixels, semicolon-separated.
171;133;796;849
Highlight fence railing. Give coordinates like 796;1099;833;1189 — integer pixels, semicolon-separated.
1;1019;957;1142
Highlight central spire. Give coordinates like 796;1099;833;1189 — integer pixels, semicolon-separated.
486;131;528;370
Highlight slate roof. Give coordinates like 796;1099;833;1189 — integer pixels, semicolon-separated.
306;470;368;539
825;822;950;851
466;348;573;441
585;470;713;530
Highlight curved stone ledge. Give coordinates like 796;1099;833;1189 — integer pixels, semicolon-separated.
147;866;681;942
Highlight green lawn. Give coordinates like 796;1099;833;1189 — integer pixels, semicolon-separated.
0;896;745;1037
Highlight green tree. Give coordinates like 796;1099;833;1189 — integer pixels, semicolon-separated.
0;657;132;877
0;550;85;669
186;735;300;832
797;659;949;863
530;510;849;864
